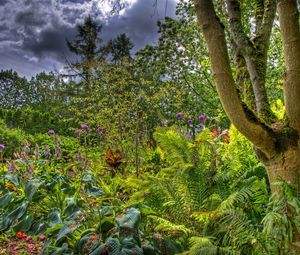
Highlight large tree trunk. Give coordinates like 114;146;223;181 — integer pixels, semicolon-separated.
256;145;300;192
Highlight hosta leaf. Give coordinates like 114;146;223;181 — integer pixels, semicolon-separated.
32;218;48;234
57;224;79;241
25;179;41;201
86;186;104;197
48;243;70;255
88;244;106;255
101;206;114;216
5;174;19;186
64;197;81;218
117;207;141;230
13;213;33;232
82;173;95;183
0;192;14;209
47;210;62;227
0;201;28;230
45;224;63;236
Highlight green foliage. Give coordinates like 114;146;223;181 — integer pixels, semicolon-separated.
0;119;26;157
0;70;30;109
0;108;74;136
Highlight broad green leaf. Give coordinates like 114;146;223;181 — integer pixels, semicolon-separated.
5;174;19;186
57;224;79;241
25;179;41;201
0;192;14;209
117;207;141;230
13;213;33;232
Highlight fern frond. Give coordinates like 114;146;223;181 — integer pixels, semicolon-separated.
181;236;236;255
218;186;253;211
149;215;191;235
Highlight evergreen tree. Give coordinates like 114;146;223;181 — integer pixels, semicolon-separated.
66;15;102;89
106;33;134;64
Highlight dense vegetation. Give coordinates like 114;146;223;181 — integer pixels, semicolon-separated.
1;1;300;254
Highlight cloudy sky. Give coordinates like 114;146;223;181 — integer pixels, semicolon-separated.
0;0;178;77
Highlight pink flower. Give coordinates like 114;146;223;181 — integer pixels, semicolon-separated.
28;243;35;249
25;235;32;241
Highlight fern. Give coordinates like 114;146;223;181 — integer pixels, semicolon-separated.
180;236;236;255
149;215;191;235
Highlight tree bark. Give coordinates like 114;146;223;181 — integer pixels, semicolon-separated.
277;0;300;132
256;145;300;192
226;0;276;119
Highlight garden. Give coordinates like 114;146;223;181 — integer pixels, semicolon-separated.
1;0;300;254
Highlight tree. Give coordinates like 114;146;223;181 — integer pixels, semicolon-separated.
106;33;134;64
193;0;300;248
66;16;103;89
0;70;30;109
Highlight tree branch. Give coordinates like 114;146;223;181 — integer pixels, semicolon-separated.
278;0;300;132
226;0;274;120
193;0;276;158
257;0;276;45
254;0;265;35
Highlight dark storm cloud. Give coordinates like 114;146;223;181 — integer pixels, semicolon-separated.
22;26;76;59
102;0;177;52
0;0;178;77
15;10;47;27
0;0;9;6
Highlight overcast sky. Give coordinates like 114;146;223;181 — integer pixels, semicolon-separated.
0;0;178;77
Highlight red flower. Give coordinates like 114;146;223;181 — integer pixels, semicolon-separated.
211;129;221;139
16;232;26;238
39;234;46;241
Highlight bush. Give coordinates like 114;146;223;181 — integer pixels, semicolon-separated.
0;119;26;158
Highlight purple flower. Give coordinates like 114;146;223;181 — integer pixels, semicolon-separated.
187;119;193;125
0;144;4;150
176;113;183;119
96;127;103;133
80;124;90;131
199;114;207;123
96;127;108;135
48;129;55;135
